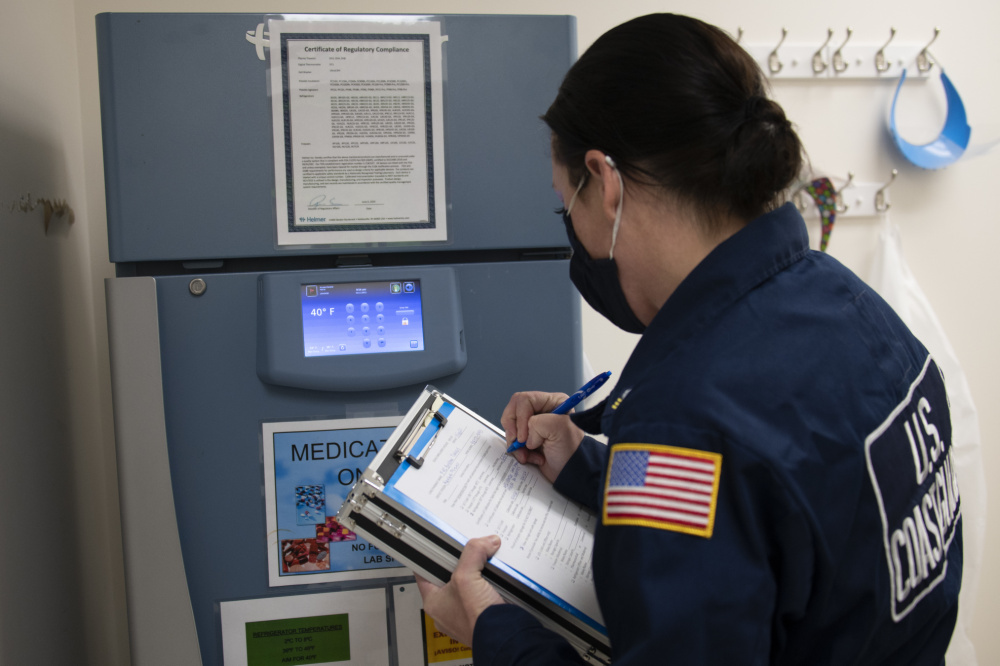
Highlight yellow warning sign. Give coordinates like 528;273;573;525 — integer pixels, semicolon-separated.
422;613;473;664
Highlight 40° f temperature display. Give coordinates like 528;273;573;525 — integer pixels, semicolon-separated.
301;279;425;357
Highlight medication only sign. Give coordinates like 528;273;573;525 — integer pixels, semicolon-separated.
866;356;961;622
262;417;406;586
270;19;448;246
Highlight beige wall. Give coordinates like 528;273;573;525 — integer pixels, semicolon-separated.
1;0;992;663
1;0;125;663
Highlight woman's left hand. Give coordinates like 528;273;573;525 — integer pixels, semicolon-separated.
415;535;505;646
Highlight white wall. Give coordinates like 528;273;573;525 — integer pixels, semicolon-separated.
0;0;126;664
1;0;989;664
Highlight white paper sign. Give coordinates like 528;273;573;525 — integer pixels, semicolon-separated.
270;19;448;246
220;589;389;666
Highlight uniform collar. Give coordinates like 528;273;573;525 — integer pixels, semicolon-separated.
622;202;810;385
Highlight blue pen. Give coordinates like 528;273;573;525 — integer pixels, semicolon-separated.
506;371;612;453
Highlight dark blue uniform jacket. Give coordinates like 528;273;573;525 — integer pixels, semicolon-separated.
473;203;962;665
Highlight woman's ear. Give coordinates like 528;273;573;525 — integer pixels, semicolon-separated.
583;149;621;223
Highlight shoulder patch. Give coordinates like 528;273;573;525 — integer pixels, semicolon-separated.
865;355;959;622
603;443;722;538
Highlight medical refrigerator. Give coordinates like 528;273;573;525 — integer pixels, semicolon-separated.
98;12;582;666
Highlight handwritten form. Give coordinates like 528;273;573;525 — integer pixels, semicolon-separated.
392;408;603;625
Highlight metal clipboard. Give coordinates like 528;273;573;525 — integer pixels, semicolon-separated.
337;386;611;664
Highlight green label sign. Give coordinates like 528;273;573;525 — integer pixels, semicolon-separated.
245;613;350;665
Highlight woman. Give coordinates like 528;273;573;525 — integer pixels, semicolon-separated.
417;14;961;665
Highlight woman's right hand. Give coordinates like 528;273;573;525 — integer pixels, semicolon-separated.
501;391;585;483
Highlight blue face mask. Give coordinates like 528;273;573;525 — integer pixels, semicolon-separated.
561;162;646;334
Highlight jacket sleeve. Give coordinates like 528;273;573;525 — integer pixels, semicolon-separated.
472;604;587;666
553;435;608;513
590;419;817;665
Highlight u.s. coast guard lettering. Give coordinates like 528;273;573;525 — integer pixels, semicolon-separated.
865;355;960;622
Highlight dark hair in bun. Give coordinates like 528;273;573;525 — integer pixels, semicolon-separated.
543;13;804;230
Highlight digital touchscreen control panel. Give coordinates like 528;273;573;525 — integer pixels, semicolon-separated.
302;279;425;357
259;267;463;391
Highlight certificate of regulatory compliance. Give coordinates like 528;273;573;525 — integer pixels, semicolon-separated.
270;18;448;246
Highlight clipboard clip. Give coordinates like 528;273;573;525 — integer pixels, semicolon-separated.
394;394;449;469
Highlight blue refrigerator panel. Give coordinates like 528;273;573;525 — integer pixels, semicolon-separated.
108;260;581;666
97;13;576;263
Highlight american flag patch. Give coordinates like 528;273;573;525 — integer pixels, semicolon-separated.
603;444;722;538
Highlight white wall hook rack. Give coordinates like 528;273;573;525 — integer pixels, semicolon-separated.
740;27;940;81
794;170;898;220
